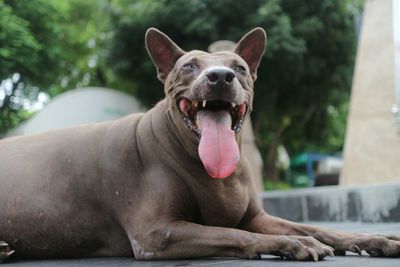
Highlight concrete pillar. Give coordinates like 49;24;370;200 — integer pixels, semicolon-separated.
340;0;400;185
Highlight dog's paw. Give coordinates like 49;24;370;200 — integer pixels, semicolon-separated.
273;235;334;261
378;234;400;242
0;241;14;263
365;235;400;257
345;234;400;257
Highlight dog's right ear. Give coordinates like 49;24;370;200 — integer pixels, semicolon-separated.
145;28;185;83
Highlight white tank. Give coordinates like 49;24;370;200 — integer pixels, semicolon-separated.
6;87;143;136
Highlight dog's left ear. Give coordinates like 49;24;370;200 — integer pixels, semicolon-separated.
234;28;267;81
145;28;185;83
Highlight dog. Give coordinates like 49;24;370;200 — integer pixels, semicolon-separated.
1;28;399;263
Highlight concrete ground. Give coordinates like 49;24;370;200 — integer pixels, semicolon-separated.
3;222;400;267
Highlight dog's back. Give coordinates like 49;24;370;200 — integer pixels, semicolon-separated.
0;113;146;258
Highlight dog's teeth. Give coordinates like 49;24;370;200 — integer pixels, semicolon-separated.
196;115;201;128
193;101;198;108
231;102;236;108
202;100;206;108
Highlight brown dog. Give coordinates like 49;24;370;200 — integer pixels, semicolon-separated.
0;28;399;263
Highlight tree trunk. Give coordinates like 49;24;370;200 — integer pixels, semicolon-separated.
264;139;279;183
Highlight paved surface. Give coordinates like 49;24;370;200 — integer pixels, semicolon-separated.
3;223;400;267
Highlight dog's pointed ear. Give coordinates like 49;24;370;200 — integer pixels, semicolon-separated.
233;28;267;81
145;28;185;83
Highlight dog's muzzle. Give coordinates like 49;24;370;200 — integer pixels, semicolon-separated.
177;67;248;179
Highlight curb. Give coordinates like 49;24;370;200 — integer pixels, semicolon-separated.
261;182;400;222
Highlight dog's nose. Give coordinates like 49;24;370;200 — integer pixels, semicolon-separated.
206;68;236;87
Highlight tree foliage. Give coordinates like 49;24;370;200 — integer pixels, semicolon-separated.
0;0;109;134
1;0;358;181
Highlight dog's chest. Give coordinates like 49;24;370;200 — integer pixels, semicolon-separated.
195;182;249;227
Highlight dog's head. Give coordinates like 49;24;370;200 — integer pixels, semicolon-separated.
146;28;266;179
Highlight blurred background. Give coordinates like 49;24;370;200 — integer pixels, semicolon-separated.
1;0;399;201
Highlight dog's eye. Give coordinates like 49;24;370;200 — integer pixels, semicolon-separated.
182;63;196;71
233;65;246;73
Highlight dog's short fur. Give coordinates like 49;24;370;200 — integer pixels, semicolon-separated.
0;28;399;262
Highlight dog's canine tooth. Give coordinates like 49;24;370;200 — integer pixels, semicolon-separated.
231;102;236;108
193;101;198;108
202;100;206;108
196;115;201;129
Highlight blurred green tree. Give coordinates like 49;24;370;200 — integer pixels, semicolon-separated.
108;0;357;181
0;0;360;182
0;0;108;134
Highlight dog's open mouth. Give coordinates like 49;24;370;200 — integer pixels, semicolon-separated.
178;99;247;136
178;98;247;179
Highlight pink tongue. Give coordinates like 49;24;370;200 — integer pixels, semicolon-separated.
198;110;240;179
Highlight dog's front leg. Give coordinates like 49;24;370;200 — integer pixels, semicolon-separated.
243;211;400;257
128;220;333;261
